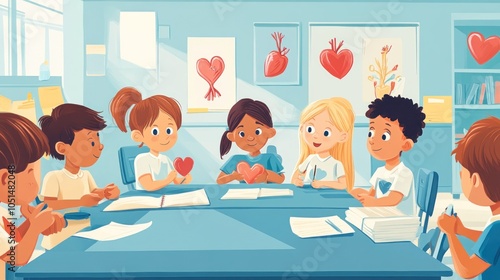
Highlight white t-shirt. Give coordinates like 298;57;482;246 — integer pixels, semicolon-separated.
134;153;173;191
40;169;98;213
298;154;345;184
40;169;98;200
370;162;416;216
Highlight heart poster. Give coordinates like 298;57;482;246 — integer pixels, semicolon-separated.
254;23;300;85
187;37;236;112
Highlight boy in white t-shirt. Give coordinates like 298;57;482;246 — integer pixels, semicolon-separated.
351;95;426;216
0;113;64;277
39;104;120;211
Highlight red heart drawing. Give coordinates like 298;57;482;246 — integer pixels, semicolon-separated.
264;32;289;77
236;162;264;184
196;56;225;101
173;157;194;177
320;38;353;79
467;32;500;65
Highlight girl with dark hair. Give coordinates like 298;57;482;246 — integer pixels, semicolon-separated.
217;99;285;184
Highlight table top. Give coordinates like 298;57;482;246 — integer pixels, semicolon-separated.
113;183;362;209
17;204;452;278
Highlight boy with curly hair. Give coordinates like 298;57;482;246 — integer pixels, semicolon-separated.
351;94;426;215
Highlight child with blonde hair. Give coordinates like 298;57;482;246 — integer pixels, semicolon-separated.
292;97;354;191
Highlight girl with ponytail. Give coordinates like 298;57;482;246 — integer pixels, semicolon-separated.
110;87;191;191
292;97;355;191
217;98;285;185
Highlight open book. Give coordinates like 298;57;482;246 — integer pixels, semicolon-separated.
103;189;210;212
221;188;293;200
290;215;354;238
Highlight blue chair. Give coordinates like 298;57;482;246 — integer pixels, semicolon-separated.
416;168;439;235
118;145;149;191
266;145;282;164
418;227;449;262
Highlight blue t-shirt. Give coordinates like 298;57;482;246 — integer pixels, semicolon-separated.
473;220;500;280
220;153;284;181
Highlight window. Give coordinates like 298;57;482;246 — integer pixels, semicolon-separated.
0;0;63;76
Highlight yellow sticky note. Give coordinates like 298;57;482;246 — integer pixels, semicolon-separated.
0;95;12;112
423;96;452;123
38;86;65;116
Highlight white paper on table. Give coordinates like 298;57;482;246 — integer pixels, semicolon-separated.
259;188;293;197
74;221;152;241
220;188;261;200
290;216;354;238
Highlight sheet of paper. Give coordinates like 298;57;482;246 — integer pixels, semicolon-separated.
290;215;354;238
10;94;37;124
162;189;210;207
120;12;157;69
38;86;65;115
259;188;293;198
0;95;11;111
74;221;152;241
220;188;261;200
103;196;161;212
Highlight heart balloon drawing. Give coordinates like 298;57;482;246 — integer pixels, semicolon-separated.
196;56;225;101
264;32;290;77
236;162;265;184
467;32;500;65
173;157;194;177
320;38;354;79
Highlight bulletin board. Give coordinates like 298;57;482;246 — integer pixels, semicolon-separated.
308;23;419;117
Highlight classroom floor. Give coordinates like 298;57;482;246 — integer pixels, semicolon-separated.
428;193;491;280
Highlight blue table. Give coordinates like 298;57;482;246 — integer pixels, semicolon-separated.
113;183;361;209
17;201;452;279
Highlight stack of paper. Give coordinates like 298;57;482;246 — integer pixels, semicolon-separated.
104;189;210;211
345;207;419;243
74;221;152;241
221;188;293;200
290;216;354;238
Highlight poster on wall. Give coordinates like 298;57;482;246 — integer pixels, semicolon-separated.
308;23;419;117
362;38;404;102
187;37;236;112
254;23;300;85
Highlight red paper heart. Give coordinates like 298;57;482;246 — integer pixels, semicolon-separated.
196;56;225;101
236;162;264;184
173;157;194;177
320;38;353;79
467;32;500;65
264;32;289;77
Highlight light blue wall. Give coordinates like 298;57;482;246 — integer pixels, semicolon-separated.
59;0;500;192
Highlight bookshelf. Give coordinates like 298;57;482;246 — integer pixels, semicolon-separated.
451;14;500;198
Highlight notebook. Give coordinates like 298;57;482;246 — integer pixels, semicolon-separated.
103;189;210;211
221;188;293;200
290;215;354;238
74;221;152;241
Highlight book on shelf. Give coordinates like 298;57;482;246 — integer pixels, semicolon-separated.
455;83;463;105
465;83;480;105
485;76;494;105
479;83;486;104
496;81;500;104
345;207;420;243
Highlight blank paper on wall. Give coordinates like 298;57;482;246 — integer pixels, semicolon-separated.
119;12;157;69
